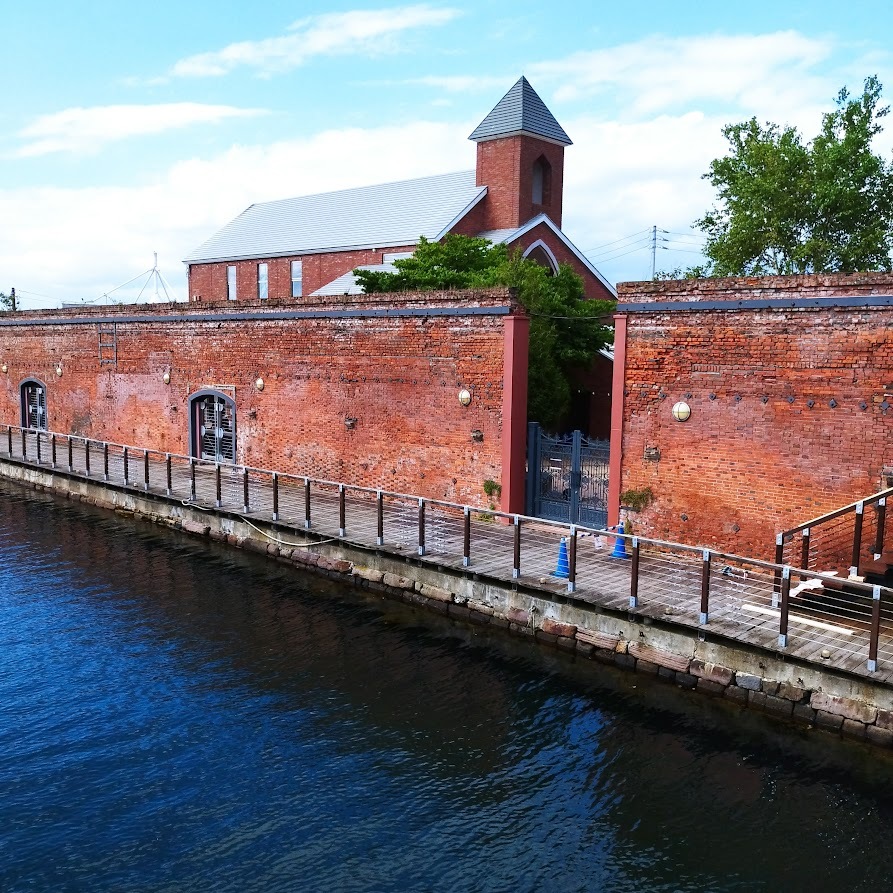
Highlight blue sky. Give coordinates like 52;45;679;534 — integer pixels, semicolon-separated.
2;1;892;307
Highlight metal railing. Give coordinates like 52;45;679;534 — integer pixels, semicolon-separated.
776;487;892;577
4;424;893;676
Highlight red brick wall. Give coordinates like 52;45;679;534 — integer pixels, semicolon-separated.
189;243;418;302
475;135;565;231
0;289;527;509
616;274;893;558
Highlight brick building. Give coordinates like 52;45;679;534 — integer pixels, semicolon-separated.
184;77;616;307
608;274;893;557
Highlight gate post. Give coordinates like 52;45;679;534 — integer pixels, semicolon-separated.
525;421;540;518
570;430;583;525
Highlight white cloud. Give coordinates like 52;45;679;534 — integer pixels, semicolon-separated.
170;5;461;78
15;103;268;157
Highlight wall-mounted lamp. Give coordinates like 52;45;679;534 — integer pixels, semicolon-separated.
1;364;7;374
162;371;171;385
671;401;691;422
55;365;63;378
471;429;483;442
255;377;265;391
458;388;472;406
345;416;357;430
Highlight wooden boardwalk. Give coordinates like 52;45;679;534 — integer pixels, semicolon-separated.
5;428;893;685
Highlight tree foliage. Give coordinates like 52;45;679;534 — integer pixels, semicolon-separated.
0;292;11;312
355;235;614;429
693;76;893;276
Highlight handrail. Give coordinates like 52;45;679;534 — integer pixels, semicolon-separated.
780;486;893;538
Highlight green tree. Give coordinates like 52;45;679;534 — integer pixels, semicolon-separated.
694;76;893;276
355;235;614;429
0;292;12;311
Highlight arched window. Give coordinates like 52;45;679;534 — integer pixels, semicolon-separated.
20;378;47;430
188;389;236;463
523;240;559;276
532;155;552;205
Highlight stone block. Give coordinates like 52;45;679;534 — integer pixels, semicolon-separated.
353;566;384;584
724;685;748;704
449;604;471;620
576;629;619;651
181;520;211;536
628;643;690;673
761;681;780;696
690;660;733;686
697;679;726;696
867;725;893;748
735;673;762;691
809;692;877;725
467;611;490;626
541;618;577;638
676;672;697;689
814;710;844;731
593;649;615;665
762;694;794;718
635;660;659;675
614;640;629;654
842;719;867;740
467;600;494;616
557;636;576;652
535;629;559;646
793;704;816;724
266;543;280;556
657;666;676;681
490;617;509;629
777;683;808;703
614;653;636;670
506;607;530;626
419;583;452;602
509;622;533;637
382;573;415;591
576;641;594;657
875;709;893;731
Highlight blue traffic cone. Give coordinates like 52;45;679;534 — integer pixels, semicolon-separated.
611;525;629;560
553;537;569;578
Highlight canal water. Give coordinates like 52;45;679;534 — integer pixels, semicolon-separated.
3;482;893;892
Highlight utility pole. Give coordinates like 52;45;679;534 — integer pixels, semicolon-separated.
10;287;15;312
651;226;657;279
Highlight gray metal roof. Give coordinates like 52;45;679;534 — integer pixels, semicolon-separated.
184;171;486;264
468;76;572;146
311;263;396;297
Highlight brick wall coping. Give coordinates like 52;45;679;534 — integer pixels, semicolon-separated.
618;272;893;303
617;294;893;313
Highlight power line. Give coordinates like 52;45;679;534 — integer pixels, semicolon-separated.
581;228;653;255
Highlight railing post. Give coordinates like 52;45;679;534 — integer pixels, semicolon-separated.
512;515;521;579
800;528;810;571
190;458;196;500
778;566;792;647
875;498;887;560
699;548;711;624
868;585;882;672
418;498;426;556
338;484;345;537
463;506;471;568
21;428;26;460
166;454;172;495
35;431;41;464
304;478;311;530
67;436;72;471
630;536;640;608
773;533;783;607
215;463;221;507
567;525;577;594
272;473;279;522
144;450;150;491
242;466;249;512
7;425;12;456
123;447;128;484
51;434;57;468
103;442;109;482
376;490;383;546
84;439;90;476
851;501;865;576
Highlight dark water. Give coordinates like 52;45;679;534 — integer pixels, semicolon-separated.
3;484;893;893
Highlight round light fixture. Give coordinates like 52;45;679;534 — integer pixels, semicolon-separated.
55;365;63;377
255;377;265;391
671;401;691;422
162;371;171;385
1;364;7;374
458;388;472;406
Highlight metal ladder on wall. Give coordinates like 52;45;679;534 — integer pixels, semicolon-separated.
97;324;117;367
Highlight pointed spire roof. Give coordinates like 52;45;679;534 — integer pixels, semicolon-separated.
468;76;572;146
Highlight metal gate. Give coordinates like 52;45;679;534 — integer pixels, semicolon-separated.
525;423;610;528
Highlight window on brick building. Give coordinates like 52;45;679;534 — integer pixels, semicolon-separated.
291;261;303;298
532;156;551;205
382;252;413;264
20;379;47;430
189;390;236;463
258;263;268;300
227;266;237;301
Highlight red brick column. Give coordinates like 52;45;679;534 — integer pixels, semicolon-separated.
607;314;627;528
501;314;530;515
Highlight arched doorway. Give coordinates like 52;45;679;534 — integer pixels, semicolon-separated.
189;390;236;463
20;378;47;430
